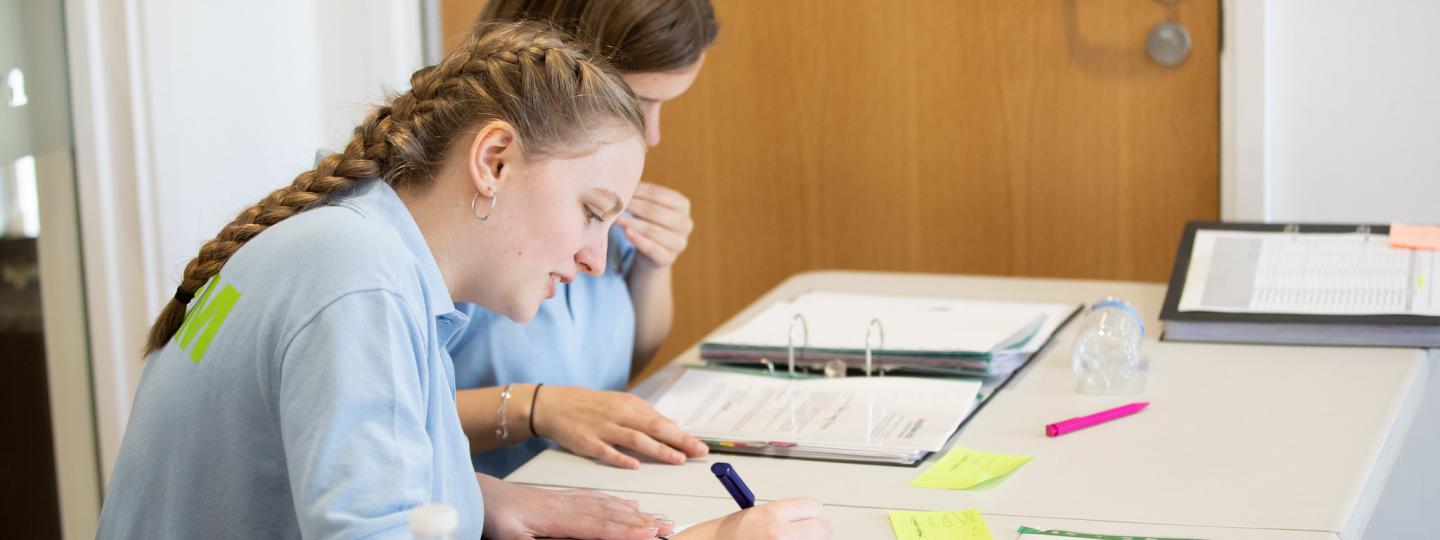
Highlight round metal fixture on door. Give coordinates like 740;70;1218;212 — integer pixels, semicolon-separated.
1146;20;1192;66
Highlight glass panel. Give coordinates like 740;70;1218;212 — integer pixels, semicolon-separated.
1;0;77;536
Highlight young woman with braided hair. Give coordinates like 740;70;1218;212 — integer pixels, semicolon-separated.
449;0;719;478
97;21;827;540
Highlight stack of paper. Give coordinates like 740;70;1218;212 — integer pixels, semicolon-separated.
652;367;983;465
700;291;1079;377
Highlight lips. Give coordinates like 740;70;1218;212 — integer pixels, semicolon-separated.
546;273;575;299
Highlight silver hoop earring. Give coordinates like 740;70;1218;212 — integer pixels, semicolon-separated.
471;191;497;222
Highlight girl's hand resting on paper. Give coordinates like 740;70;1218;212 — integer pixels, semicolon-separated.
477;474;675;540
675;498;831;540
532;385;708;469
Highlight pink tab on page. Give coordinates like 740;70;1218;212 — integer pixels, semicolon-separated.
1389;223;1440;251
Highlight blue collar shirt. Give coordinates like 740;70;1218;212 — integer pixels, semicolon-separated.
97;180;483;539
448;225;637;477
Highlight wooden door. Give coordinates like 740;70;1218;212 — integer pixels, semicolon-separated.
440;0;1219;378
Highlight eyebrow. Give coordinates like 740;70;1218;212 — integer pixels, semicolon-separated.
593;189;624;217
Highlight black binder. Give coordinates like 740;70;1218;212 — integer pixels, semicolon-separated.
1160;221;1440;347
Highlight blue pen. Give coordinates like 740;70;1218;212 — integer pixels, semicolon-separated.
711;462;755;509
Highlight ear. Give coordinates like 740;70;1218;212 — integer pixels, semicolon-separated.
465;121;519;198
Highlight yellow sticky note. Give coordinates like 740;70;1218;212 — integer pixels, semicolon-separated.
888;509;994;540
1389;223;1440;251
909;447;1032;490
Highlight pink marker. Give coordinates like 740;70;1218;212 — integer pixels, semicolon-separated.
1045;402;1149;437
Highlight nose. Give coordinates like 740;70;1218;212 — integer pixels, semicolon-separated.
575;229;609;277
643;102;662;147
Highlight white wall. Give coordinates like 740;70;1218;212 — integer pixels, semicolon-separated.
1245;3;1440;537
1266;0;1440;223
68;0;425;486
143;0;424;297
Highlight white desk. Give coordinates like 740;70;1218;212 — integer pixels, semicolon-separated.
510;271;1434;539
568;489;1337;540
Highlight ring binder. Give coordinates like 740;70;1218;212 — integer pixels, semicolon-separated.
700;291;1078;378
1160;221;1440;347
1279;223;1375;245
753;316;890;379
786;313;807;377
1278;223;1374;241
687;291;1080;464
759;358;777;377
864;318;885;377
651;365;986;465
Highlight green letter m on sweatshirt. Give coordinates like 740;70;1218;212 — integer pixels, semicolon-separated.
175;274;242;363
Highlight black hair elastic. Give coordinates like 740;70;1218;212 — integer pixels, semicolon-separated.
529;383;544;438
173;286;195;305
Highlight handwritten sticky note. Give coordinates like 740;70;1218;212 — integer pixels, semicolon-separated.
1390;223;1440;251
889;509;994;540
909;447;1032;490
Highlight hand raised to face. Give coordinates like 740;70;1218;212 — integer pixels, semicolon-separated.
617;182;694;270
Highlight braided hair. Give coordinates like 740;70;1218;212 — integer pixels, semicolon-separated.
143;21;644;355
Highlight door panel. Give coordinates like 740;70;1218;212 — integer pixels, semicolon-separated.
440;0;1219;378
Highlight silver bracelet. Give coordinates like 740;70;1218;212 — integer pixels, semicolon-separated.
495;383;513;442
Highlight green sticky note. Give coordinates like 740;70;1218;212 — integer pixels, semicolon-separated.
909;447;1032;490
889;509;994;540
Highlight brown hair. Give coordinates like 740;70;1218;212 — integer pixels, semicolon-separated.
479;0;717;73
143;21;644;355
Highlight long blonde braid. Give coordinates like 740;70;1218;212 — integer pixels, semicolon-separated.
144;21;643;355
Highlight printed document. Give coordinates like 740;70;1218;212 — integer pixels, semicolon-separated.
654;368;982;454
1178;230;1439;316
